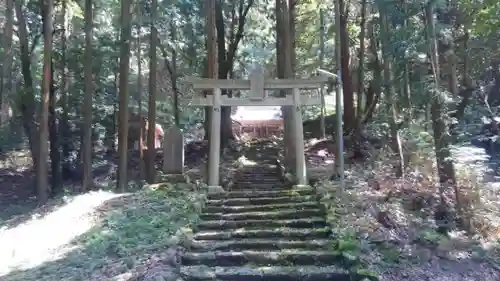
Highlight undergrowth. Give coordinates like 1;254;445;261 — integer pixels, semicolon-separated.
2;182;205;281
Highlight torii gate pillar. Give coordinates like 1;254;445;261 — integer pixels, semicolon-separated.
207;89;222;191
291;88;307;185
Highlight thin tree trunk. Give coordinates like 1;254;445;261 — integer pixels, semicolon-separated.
0;0;13;125
425;2;457;198
49;60;62;195
170;21;179;127
401;0;411;112
60;0;72;179
136;8;144;179
338;0;355;132
38;0;54;203
117;0;133;191
82;0;93;192
205;0;217;142
379;6;403;177
146;0;158;184
355;0;367;142
319;8;326;139
15;1;40;193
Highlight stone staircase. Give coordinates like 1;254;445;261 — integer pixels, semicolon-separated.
181;157;370;281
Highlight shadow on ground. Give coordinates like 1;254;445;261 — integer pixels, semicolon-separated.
0;140;211;230
0;183;204;281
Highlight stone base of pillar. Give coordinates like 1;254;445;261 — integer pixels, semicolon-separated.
207;185;225;194
285;172;296;184
161;173;189;184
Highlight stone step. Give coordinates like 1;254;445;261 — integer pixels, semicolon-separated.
180;265;356;281
203;202;319;214
200;208;323;221
238;170;276;173
233;182;283;187
207;188;314;200
238;173;278;176
237;176;279;180
183;250;343;267
227;187;287;193
231;184;284;190
190;238;331;251
196;217;327;231
206;195;316;206
194;227;330;240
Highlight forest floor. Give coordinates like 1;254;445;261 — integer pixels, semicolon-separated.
1;139;500;280
0;145;226;281
306;141;500;281
0;174;211;281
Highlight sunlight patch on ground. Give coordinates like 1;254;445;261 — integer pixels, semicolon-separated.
238;156;258;166
0;190;124;275
232;106;281;120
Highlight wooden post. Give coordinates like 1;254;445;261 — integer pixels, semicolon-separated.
292;88;307;185
208;88;222;189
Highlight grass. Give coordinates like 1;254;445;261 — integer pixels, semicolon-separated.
0;182;205;281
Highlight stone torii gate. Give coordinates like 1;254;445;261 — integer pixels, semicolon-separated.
184;65;327;190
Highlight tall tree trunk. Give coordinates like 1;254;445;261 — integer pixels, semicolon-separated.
214;0;254;146
59;0;72;178
117;0;133;191
204;0;217;142
401;0;411;113
276;0;295;170
447;30;458;97
136;7;144;179
49;60;62;195
146;0;158;184
112;31;119;153
38;0;54;203
319;8;326;139
15;1;40;191
82;0;93;192
170;21;179;127
338;0;355;132
379;6;403;177
453;27;471;121
0;0;13;125
355;0;367;142
365;16;382;123
425;2;457;199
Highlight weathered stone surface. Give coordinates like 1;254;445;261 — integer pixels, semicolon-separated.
203;201;319;214
183;250;343;267
163;127;185;174
205;195;316;206
161;173;189;183
200;208;323;221
196;217;326;231
206;187;314;200
190;238;331;251
181;265;352;281
194;227;330;240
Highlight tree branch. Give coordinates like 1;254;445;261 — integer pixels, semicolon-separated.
226;0;254;66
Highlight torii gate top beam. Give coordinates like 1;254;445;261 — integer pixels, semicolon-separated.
182;65;328;107
182;65;328;91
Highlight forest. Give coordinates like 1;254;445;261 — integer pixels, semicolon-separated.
1;0;500;280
